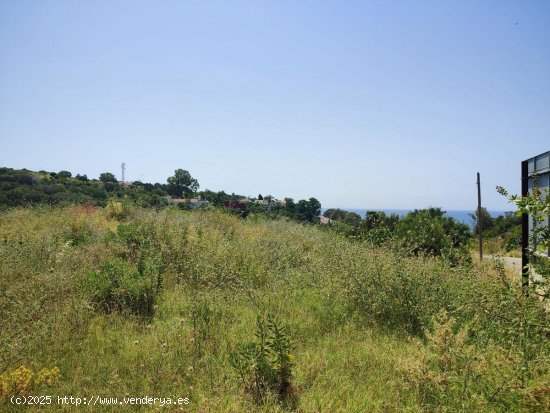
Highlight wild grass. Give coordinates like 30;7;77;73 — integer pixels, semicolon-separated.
0;206;548;411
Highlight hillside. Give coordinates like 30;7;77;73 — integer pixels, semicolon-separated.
0;167;323;224
0;167;169;208
1;206;548;412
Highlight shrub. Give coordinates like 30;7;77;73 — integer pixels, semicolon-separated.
402;309;550;411
361;226;394;246
395;208;471;265
85;257;162;317
230;315;294;404
343;249;481;335
105;200;126;220
117;222;152;259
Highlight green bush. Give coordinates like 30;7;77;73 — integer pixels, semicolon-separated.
361;226;394;246
395;208;471;265
117;222;153;259
85;257;162;317
504;225;521;251
345;252;464;335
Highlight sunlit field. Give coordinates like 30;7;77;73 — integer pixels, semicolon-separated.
1;206;548;412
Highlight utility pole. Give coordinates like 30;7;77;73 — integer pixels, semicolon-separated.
121;162;125;183
477;172;483;261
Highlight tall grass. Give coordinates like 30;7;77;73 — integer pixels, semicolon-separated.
0;206;548;411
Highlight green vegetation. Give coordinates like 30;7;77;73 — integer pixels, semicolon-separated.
0;167;322;225
167;169;200;198
322;207;472;265
99;172;118;184
0;167;168;208
470;207;522;254
1;205;548;412
323;208;362;226
230;315;295;405
323;206;523;260
85;256;163;317
498;185;550;291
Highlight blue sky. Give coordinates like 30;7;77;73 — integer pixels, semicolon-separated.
1;0;548;210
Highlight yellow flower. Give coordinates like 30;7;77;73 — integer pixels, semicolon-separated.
10;366;34;395
36;367;60;386
0;365;60;400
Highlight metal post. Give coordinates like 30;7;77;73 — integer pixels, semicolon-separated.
521;160;529;290
477;172;483;261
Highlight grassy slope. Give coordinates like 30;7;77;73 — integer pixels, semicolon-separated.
0;206;548;412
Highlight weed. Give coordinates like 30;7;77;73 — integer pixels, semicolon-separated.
0;365;60;401
230;314;294;405
1;206;548;412
190;298;217;359
85;257;162;317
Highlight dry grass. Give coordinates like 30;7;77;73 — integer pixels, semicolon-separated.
0;206;548;412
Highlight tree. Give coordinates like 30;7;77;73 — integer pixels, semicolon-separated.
75;174;88;181
308;197;321;218
469;207;493;234
491;212;521;235
166;169;199;198
356;211;401;245
283;198;295;215
57;170;72;179
295;197;321;222
324;208;361;227
99;172;118;183
362;210;400;231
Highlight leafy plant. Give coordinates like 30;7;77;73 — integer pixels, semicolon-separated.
395;208;471;265
230;315;294;404
85;257;162;317
497;185;550;297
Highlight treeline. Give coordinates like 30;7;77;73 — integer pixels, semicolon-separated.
324;206;522;262
0;167;322;224
469;207;521;251
0;167;259;209
324;208;472;264
244;197;321;223
0;168;169;208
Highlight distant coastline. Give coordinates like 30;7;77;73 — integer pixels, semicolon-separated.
321;208;511;227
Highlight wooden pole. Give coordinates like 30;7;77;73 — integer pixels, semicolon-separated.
477;172;483;261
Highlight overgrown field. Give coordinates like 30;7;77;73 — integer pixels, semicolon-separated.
1;206;548;412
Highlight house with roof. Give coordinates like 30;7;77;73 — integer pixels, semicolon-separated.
223;199;250;210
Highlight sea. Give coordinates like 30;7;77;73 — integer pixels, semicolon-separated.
320;208;510;228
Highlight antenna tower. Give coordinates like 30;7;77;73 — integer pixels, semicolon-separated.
121;162;126;182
